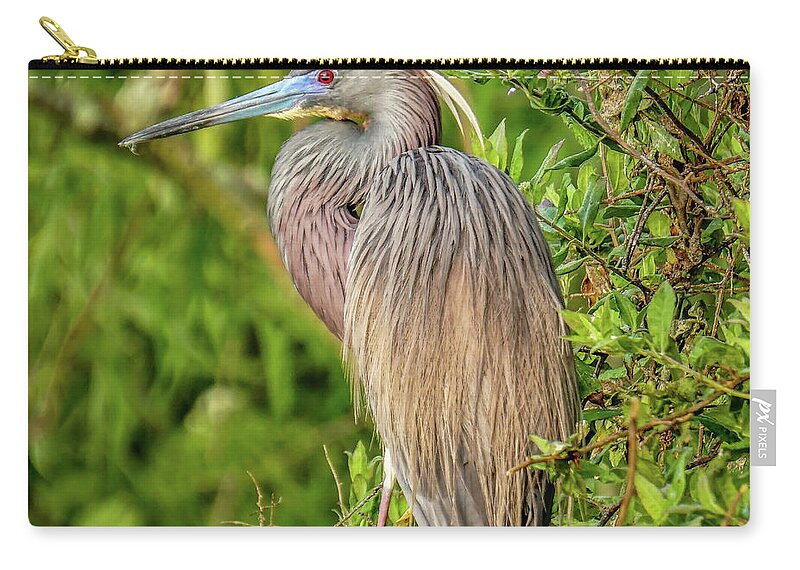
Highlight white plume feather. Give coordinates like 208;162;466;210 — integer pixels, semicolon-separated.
425;71;485;153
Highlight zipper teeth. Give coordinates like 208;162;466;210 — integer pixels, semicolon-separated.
30;57;750;70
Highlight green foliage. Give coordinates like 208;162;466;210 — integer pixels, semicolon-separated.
468;69;750;526
28;73;371;526
619;71;652;133
331;441;410;526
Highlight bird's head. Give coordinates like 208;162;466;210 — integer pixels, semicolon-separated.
119;69;482;150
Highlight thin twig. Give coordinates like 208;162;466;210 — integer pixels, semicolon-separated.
603;187;652;204
246;470;267;527
703;88;734;148
268;493;280;527
334;484;382;527
711;249;738;337
650;77;749;131
323;445;347;516
599;501;621;526
687;440;722;470
507;376;746;475
616;399;640;526
599;145;620;247
695;424;705;459
643;351;750;400
622;184;670;272
644;86;717;163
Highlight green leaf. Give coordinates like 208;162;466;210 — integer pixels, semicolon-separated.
556;257;586;275
636;456;664;487
599;367;627;381
551;245;569;267
665;452;687;507
530;434;557;455
351;474;369;504
547;139;601;171
620;70;651;132
536;86;570;112
578;179;606;239
566;119;598;150
724;439;751;452
646;210;672;237
608;336;646;354
604;149;627;193
577;163;597;195
575;357;600;398
690;336;746;370
727;297;750;322
613;291;640;330
576;459;604;478
646;282;676;352
509;128;528;182
649;122;683;161
638;236;681;247
345;441;369;481
696;472;726;515
635;472;668;524
388;488;408;523
640;251;657;277
602;201;641;219
561;310;600;343
697;413;741;444
469;130;487;160
487;119;508;171
583;408;622;422
524;139;565;203
732;197;750;241
608;244;627;260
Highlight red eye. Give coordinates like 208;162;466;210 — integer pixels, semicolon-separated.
317;69;335;85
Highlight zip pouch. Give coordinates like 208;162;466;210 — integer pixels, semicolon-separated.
29;17;751;527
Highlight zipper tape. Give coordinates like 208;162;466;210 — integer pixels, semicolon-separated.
29;57;750;71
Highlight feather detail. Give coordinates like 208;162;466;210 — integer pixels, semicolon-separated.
425;71;485;152
344;147;580;525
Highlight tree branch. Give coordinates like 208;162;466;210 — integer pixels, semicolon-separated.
616;398;640;526
535;211;651;297
578;80;710;211
334;484;382;527
507;375;747;475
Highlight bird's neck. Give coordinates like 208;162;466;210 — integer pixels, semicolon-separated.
267;77;441;337
273;75;442;208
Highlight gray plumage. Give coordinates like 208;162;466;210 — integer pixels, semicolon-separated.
346;146;578;525
120;69;580;526
267;70;440;337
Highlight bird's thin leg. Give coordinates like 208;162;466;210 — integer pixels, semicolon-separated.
378;449;395;527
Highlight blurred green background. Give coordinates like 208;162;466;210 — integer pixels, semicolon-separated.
28;69;573;526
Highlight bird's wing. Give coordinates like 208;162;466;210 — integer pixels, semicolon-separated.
343;146;580;526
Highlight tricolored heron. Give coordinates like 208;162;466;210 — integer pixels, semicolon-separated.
121;69;580;526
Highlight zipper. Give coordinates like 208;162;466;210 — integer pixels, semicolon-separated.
38;17;99;65
31;17;749;71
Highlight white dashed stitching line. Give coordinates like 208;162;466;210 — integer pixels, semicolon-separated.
28;73;746;80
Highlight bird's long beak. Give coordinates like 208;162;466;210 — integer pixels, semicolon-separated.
119;73;321;149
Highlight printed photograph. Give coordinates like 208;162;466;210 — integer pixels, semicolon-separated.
28;66;750;526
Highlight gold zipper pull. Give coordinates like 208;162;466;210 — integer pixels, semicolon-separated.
39;16;98;64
